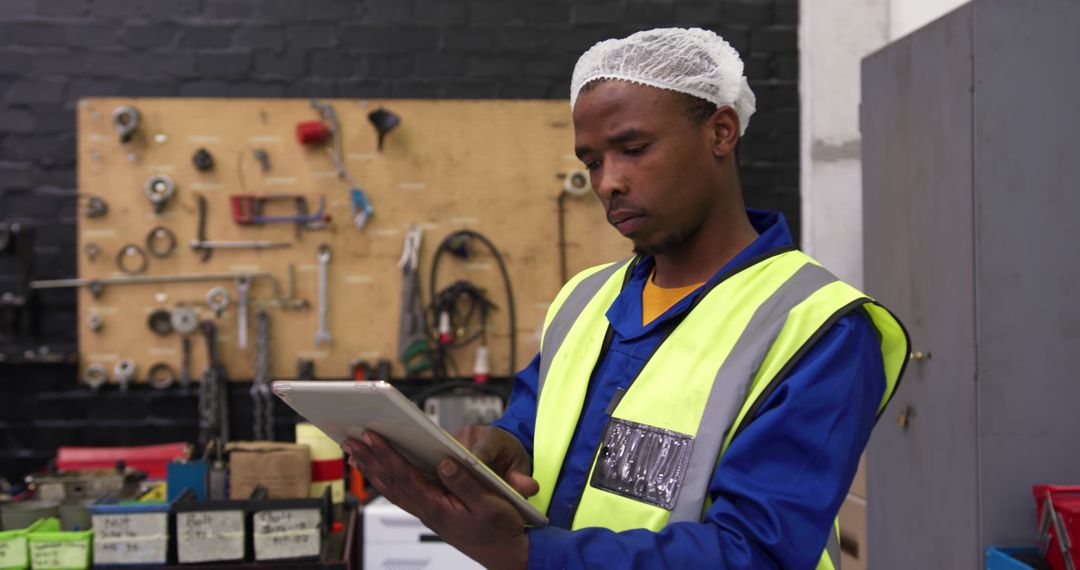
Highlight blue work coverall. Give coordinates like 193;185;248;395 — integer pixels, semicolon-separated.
492;209;885;568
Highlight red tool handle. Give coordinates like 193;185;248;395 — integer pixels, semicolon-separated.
296;120;330;145
230;195;256;224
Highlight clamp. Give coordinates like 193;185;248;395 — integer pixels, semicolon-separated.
192;194;292;261
228;194;331;230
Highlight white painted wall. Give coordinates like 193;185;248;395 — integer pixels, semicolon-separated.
799;0;969;287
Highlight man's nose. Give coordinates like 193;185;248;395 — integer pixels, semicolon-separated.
594;164;625;199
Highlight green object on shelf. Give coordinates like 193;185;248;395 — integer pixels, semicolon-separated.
0;518;64;570
26;524;91;570
0;528;30;570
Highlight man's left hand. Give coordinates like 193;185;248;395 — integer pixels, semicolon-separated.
344;432;529;570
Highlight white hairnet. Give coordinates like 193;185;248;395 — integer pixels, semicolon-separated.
570;27;757;136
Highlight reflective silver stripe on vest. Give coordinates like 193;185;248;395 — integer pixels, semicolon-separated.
668;262;839;522
538;259;630;397
827;528;841;569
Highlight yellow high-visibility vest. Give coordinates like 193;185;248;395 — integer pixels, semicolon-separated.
530;249;909;570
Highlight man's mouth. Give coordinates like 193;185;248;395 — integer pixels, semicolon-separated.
607;209;647;233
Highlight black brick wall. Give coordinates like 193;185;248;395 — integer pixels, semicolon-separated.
0;0;799;483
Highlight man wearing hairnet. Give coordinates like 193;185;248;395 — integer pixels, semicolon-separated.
345;28;910;569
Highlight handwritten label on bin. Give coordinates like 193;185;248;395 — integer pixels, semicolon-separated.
0;536;29;569
253;509;320;561
177;511;245;563
92;512;167;565
29;540;87;570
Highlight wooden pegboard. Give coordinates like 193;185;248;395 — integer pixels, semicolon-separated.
75;97;630;385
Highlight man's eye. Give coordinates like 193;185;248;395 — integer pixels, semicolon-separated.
584;160;601;172
624;144;649;156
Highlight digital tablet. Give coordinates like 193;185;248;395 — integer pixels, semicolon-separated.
271;380;549;527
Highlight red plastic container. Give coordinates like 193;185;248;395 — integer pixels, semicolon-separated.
57;442;190;479
1032;485;1080;570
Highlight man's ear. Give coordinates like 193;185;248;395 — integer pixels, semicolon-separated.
710;106;741;159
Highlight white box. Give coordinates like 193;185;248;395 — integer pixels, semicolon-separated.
363;497;481;570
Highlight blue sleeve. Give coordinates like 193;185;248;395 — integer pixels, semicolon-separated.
490;352;540;455
526;311;886;569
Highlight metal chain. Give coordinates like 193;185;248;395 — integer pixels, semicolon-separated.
198;320;229;448
199;365;219;447
251;309;274;440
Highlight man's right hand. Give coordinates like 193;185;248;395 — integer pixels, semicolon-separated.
454;425;540;498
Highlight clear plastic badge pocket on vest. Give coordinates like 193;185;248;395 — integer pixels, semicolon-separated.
590;417;694;510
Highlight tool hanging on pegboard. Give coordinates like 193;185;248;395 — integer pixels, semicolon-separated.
111;105;140;144
397;224;430;377
299;100;375;230
367;108;401;152
191;194;292;261
32;267;308;309
198;320;230;448
313;244;332;348
427;230;517;383
251;309;274;441
229;194;330;237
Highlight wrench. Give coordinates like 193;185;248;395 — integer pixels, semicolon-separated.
236;276;251;350
314;243;332;347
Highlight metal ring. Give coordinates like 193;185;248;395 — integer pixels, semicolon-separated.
148;309;173;336
116;244;148;275
145;226;177;258
84;364;108;389
147;362;177;390
144;175;176;212
112;105;140;143
170;306;200;335
206;286;231;314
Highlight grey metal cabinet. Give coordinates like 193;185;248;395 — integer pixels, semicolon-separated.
861;1;1080;568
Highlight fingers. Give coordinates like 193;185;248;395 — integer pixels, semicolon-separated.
437;459;480;504
345;432;444;514
436;457;507;516
506;472;540;498
437;458;526;532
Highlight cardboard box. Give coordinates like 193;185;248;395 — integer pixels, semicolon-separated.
226;442;311;500
839;495;867;570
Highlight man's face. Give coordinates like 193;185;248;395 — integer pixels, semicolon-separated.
573;80;720;256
